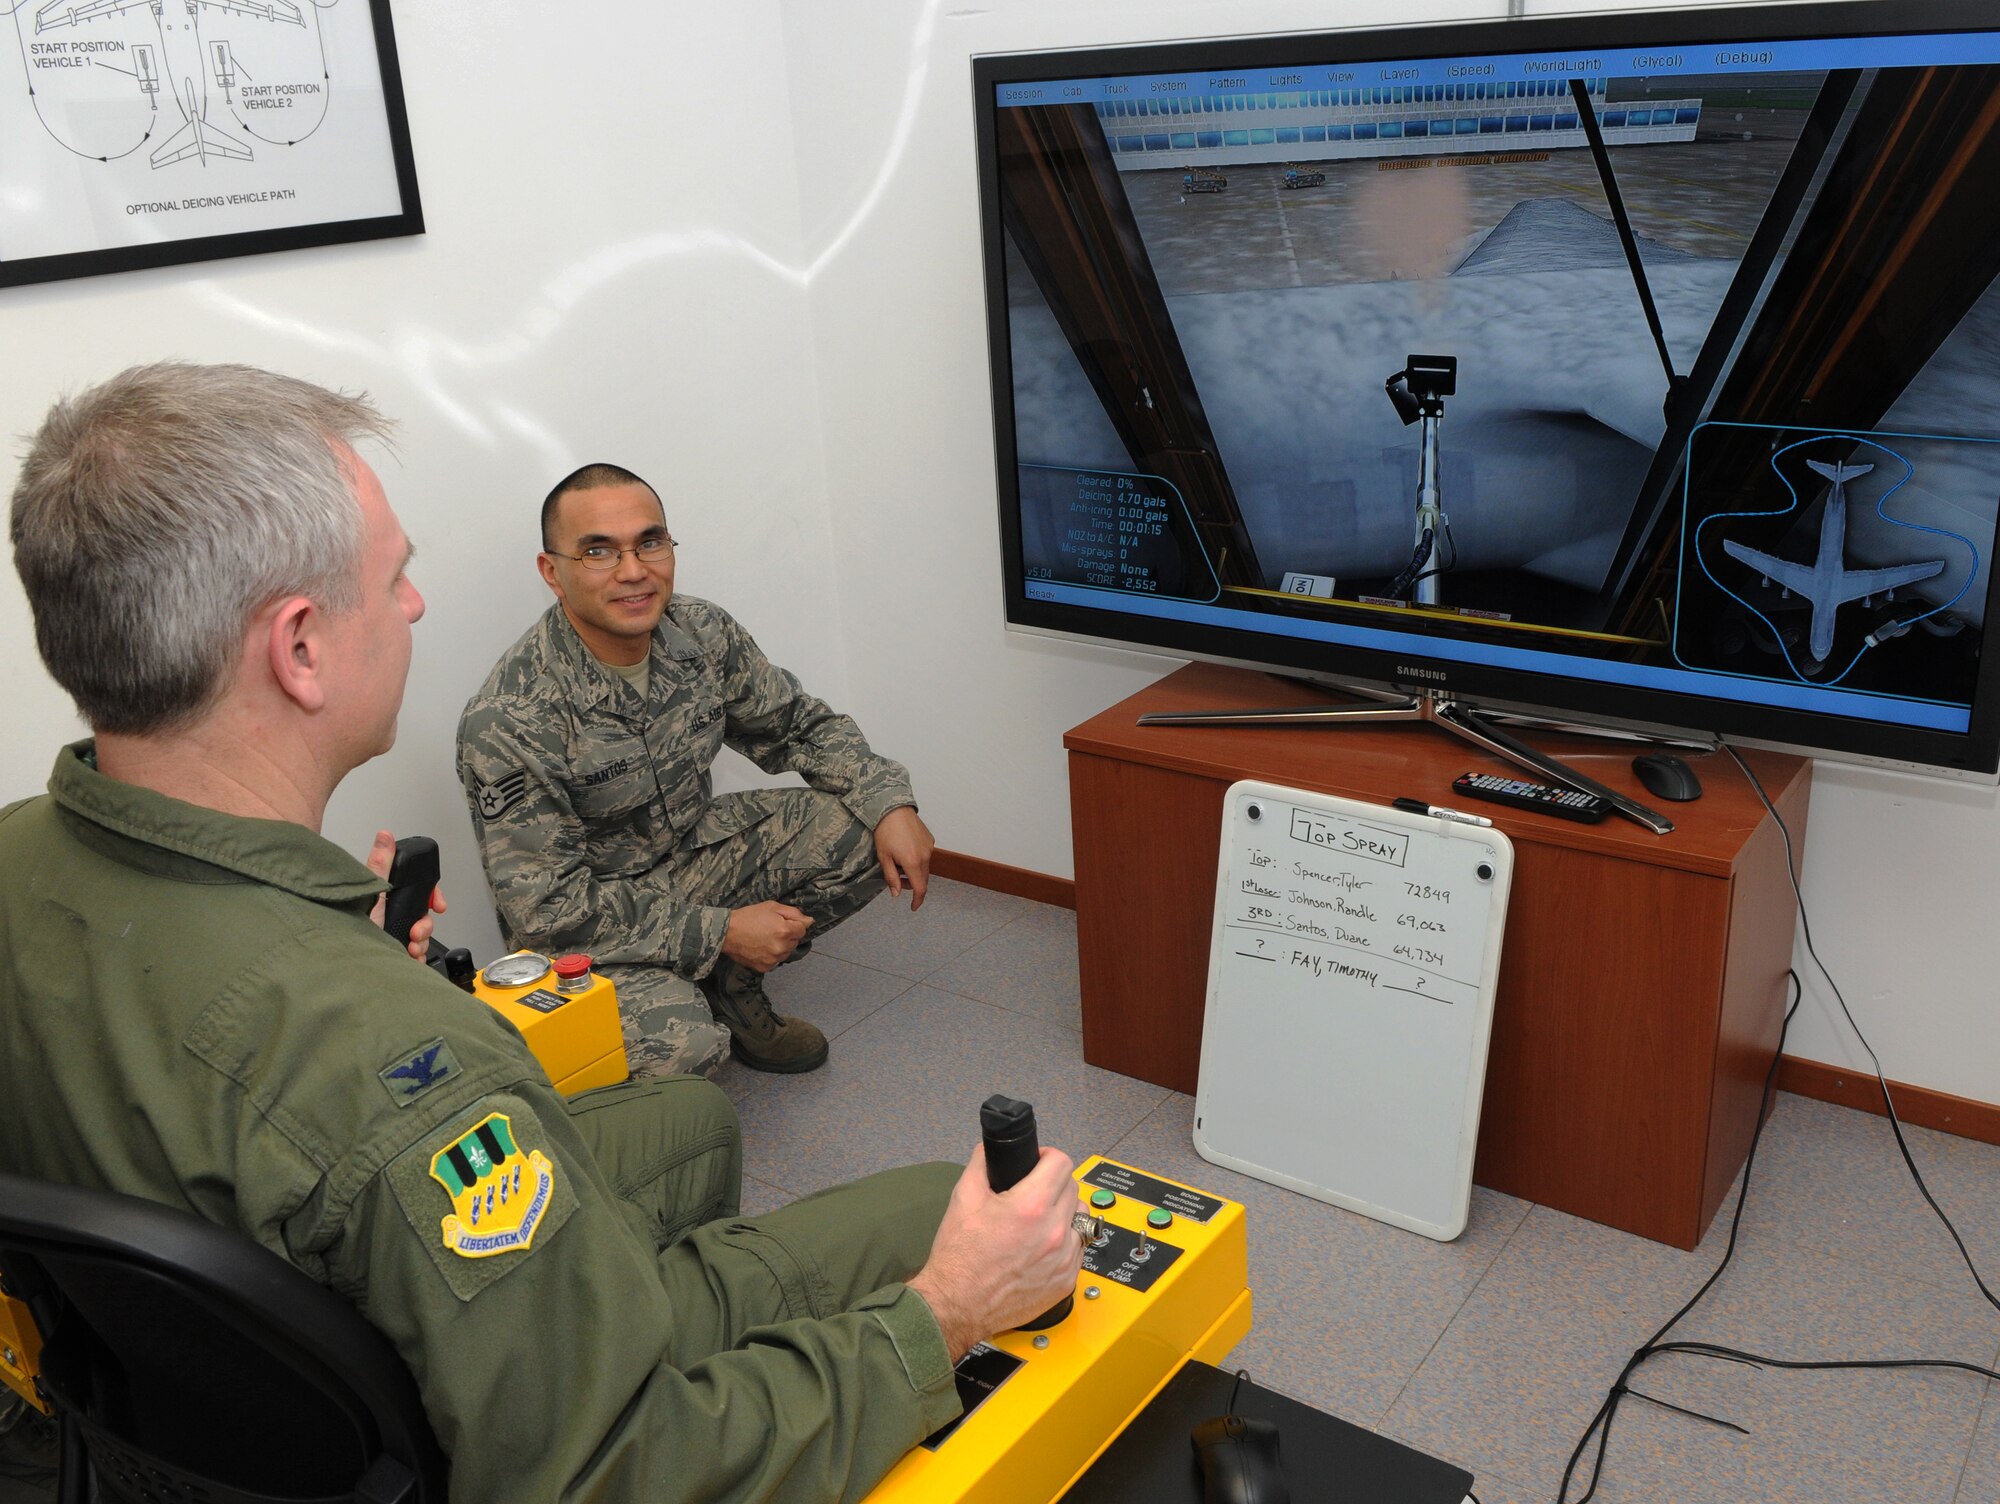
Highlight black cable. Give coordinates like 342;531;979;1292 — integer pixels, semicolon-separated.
1389;529;1435;599
1649;1342;1998;1383
1402;522;1462;593
1558;748;1999;1502
1557;970;1801;1503
1227;1367;1248;1415
1621;1386;1749;1435
1724;743;1998;1312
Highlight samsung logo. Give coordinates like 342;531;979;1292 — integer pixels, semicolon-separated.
1397;666;1449;682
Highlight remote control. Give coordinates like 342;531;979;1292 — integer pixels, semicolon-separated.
1453;771;1611;823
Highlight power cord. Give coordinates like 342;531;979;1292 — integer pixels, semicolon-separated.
1389;528;1436;599
1391;520;1462;598
1728;744;1997;1311
1556;745;1999;1502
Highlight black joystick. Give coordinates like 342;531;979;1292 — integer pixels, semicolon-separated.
382;836;439;949
384;836;476;992
980;1093;1074;1330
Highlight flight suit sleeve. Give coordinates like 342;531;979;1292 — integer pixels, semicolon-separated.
709;609;917;831
457;696;733;974
340;1089;960;1504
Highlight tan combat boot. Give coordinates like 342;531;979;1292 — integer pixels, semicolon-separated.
702;961;829;1073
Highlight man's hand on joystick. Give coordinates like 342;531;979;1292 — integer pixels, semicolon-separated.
908;1144;1084;1363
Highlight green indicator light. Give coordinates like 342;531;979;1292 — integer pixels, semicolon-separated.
1090;1188;1117;1209
1146;1208;1173;1229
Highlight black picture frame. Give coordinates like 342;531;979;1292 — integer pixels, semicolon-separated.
0;0;422;289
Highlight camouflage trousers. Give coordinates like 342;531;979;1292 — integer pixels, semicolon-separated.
599;788;887;1080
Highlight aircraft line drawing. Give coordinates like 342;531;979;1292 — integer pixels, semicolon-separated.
32;0;302;167
1721;457;1947;662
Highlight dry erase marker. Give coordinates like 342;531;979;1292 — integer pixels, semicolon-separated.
1392;797;1494;828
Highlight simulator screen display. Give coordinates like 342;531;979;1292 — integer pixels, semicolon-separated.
987;19;2000;750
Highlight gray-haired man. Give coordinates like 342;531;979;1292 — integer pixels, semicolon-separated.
1;363;1083;1503
456;464;935;1078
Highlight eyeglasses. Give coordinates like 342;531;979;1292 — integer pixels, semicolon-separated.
550;536;678;572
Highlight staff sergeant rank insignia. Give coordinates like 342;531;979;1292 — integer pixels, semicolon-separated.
430;1113;555;1259
476;769;528;820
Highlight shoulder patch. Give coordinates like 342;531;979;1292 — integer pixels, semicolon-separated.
429;1113;555;1259
379;1037;461;1107
387;1098;579;1301
476;771;529;820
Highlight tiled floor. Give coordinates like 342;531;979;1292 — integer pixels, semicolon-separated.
725;878;2000;1504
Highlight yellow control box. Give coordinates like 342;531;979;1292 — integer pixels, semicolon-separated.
864;1155;1250;1504
0;1288;46;1415
472;953;628;1096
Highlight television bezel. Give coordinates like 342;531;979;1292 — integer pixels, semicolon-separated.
972;0;2000;781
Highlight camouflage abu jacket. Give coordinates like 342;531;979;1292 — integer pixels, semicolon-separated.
456;597;915;978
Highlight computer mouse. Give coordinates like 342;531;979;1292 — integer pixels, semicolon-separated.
1632;752;1703;802
1191;1413;1290;1504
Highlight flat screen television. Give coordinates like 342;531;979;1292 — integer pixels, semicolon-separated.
973;0;2000;784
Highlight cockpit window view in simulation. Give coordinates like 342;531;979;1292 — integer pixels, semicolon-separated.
995;39;2000;737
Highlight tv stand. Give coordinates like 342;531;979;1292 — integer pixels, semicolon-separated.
1066;662;1812;1249
1139;683;1685;833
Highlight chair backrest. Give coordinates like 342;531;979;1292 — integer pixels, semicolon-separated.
0;1174;448;1504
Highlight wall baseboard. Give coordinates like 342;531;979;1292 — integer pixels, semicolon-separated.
933;849;2000;1145
931;849;1076;910
1774;1056;2000;1147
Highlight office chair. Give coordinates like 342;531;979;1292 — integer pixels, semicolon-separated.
0;1173;448;1504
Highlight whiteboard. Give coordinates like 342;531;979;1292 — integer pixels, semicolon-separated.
1192;780;1514;1242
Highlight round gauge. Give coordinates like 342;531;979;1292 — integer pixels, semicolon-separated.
482;952;551;989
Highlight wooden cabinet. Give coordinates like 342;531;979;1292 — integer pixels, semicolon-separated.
1065;663;1810;1249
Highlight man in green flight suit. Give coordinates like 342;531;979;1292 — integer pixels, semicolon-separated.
458;463;936;1079
0;363;1085;1503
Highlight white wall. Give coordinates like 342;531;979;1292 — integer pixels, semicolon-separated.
778;0;1507;880
1788;764;1999;1104
4;0;1995;1109
0;2;841;964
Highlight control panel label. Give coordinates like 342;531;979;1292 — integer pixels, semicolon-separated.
513;988;570;1014
1082;1163;1223;1223
1080;1225;1183;1293
921;1344;1024;1450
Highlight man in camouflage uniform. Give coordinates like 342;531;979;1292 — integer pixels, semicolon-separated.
457;463;936;1077
1;364;1084;1503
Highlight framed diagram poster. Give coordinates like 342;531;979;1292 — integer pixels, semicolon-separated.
1;0;421;288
